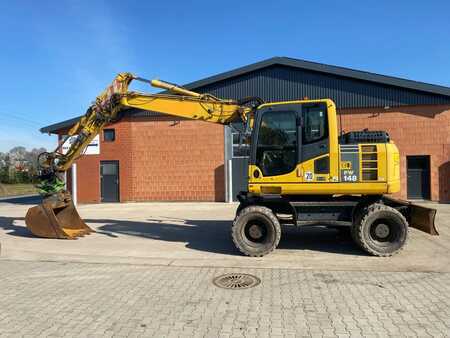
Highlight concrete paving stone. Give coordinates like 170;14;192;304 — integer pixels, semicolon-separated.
336;334;350;338
0;201;449;337
1;201;449;271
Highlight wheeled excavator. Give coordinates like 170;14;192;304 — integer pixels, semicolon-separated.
26;73;438;256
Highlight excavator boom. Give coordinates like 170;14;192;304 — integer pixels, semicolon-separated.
26;73;252;239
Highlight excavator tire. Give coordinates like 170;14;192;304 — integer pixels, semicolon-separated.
25;192;93;239
235;203;247;217
352;203;408;257
232;205;281;257
351;204;367;249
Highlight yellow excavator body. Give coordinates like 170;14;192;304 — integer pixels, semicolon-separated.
25;73;438;254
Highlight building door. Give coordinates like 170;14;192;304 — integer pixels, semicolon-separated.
232;158;248;200
100;161;120;202
230;126;250;201
407;156;430;200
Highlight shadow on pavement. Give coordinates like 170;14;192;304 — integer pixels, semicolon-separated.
0;215;366;256
93;218;240;255
87;217;365;256
279;226;365;256
0;195;41;205
0;216;119;239
0;216;35;238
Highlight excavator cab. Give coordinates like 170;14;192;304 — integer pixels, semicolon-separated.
245;99;438;237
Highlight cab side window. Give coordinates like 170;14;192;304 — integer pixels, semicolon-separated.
256;111;297;176
303;105;327;144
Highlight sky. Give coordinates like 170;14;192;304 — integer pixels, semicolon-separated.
0;0;449;152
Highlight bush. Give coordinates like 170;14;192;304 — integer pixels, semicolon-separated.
0;167;9;184
15;171;31;184
0;146;46;184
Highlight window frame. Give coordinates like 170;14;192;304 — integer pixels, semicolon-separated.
254;109;299;177
103;128;116;142
231;131;250;158
302;103;328;145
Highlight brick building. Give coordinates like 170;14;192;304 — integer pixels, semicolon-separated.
41;57;450;203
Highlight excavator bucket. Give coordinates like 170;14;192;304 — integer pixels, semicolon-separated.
25;192;93;239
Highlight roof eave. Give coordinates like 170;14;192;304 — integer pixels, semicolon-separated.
40;116;81;134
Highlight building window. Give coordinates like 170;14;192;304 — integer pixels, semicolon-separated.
103;129;115;142
230;122;250;158
232;132;250;158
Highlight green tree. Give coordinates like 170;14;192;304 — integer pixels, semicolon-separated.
0;166;9;183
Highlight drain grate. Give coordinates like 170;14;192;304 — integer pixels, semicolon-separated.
213;273;261;289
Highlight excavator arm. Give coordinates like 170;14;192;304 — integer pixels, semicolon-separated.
26;73;254;239
41;73;251;175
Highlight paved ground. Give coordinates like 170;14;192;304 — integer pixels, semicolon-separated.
0;198;449;271
0;260;449;337
0;198;449;337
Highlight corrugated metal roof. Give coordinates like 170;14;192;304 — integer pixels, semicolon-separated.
193;64;450;108
41;57;450;134
185;57;450;97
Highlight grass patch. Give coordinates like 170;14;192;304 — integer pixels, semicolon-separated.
0;183;38;197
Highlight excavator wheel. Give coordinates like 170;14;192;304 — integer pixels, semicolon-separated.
352;203;408;256
232;205;281;257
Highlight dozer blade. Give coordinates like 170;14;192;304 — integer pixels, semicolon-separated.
383;196;438;235
25;192;93;239
408;203;439;236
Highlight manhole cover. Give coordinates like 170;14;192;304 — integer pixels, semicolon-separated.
213;273;260;289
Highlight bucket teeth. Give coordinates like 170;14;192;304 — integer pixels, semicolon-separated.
25;192;93;239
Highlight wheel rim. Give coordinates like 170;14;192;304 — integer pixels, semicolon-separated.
244;221;268;244
373;223;390;240
369;219;399;245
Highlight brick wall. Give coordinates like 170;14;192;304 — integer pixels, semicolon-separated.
338;105;450;202
129;117;225;201
65;116;225;203
70;117;133;203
